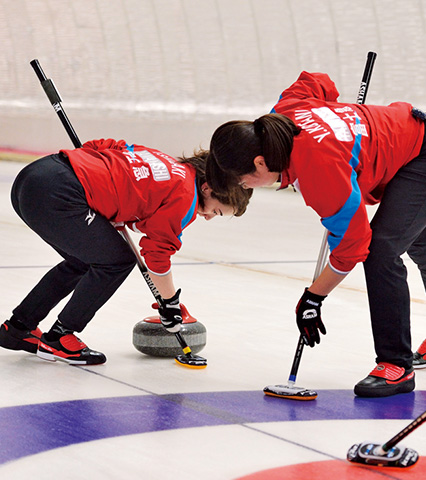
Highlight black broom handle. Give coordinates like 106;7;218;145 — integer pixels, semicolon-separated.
30;59;82;149
381;409;426;452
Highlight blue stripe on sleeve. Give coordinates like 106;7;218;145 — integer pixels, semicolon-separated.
178;180;198;243
321;119;362;252
270;94;283;113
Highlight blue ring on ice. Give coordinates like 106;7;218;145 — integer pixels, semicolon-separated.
1;389;425;464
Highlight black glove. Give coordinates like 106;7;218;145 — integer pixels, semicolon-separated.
158;289;183;333
296;288;327;347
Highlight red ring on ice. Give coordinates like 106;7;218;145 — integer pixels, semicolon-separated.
235;457;426;479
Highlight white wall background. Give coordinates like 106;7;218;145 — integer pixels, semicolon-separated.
1;0;426;157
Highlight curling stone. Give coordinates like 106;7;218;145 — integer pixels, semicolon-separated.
133;303;207;357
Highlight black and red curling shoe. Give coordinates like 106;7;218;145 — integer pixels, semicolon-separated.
37;333;106;365
354;362;415;397
0;320;42;354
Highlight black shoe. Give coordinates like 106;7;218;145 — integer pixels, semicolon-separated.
37;333;106;365
0;320;42;354
413;339;426;369
354;362;415;397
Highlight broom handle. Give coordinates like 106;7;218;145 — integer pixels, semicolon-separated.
381;410;426;452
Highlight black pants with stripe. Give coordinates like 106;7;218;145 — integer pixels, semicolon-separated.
364;131;426;370
10;154;136;332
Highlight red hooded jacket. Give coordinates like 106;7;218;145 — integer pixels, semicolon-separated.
272;71;424;273
62;139;198;275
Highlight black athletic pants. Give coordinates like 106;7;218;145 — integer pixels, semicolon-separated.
363;130;426;369
10;154;136;332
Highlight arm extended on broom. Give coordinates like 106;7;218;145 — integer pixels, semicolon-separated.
118;228;195;355
288;51;377;384
29;58;200;363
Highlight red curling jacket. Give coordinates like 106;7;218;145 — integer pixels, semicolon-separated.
271;71;424;274
61;139;198;275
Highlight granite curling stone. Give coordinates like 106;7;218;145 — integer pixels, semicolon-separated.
133;303;207;357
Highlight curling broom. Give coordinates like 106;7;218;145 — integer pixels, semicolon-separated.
263;51;377;400
347;408;426;468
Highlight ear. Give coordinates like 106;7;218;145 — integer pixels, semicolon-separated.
200;182;211;194
253;155;269;172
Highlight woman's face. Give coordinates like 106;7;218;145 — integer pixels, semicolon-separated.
197;183;234;221
239;155;279;189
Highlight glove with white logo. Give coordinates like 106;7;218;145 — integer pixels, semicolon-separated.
296;288;327;347
158;289;183;333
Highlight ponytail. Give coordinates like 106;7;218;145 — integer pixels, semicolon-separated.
207;113;299;193
254;114;300;172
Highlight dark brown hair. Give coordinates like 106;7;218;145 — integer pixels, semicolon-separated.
178;148;252;217
206;113;300;193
